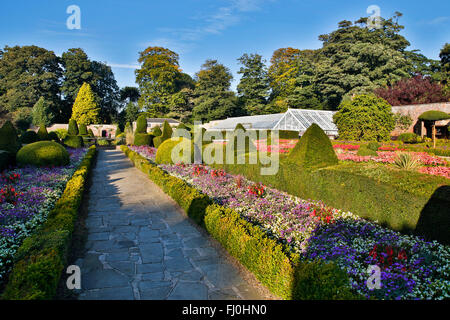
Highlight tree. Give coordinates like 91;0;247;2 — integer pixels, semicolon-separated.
333;94;395;142
32;97;54;127
315;14;411;109
71;83;100;125
0;45;63;122
124;101;140;124
374;75;449;106
439;43;450;87
418;111;450;148
237;53;270;115
61;48;93;105
268;47;302;101
166;88;194;123
192;60;240;122
120;86;140;103
135;47;182;117
91;61;120;123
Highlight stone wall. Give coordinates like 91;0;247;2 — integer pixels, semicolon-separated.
31;124;118;138
391;102;450;137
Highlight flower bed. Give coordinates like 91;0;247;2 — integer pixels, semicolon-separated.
0;148;87;285
131;145;450;300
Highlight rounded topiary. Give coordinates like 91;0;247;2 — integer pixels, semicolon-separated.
155;137;197;164
20;131;39;144
152;126;162;137
16;141;70;167
68;119;79;136
154;121;173;148
398;132;420;144
79;123;88;136
37;126;50;141
48;132;60;143
418;111;450;121
134;133;154;147
357;146;378;157
288;123;338;168
63;135;84;148
136;115;148;134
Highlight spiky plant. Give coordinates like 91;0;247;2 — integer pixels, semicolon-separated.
394;153;420;170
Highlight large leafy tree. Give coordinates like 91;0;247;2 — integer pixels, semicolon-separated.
120;86;140;103
315;14;411;109
91;61;120;123
135;47;182;117
71;82;100;125
237;53;270;115
192;60;240;122
166;88;194;123
0;45;63;123
439;43;450;87
333;94;395;142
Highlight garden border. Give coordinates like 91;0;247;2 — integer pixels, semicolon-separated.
1;145;97;300
120;145;359;300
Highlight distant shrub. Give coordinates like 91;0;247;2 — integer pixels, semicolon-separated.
0;121;20;154
68;119;79;136
398;133;420;144
288;124;338;168
16;141;70;167
136;115;148;134
37;126;50;141
78;124;88;136
88;129;95;137
367;141;381;151
152;126;162;137
48;132;60;143
134;133;153;147
96;139;110;146
54;129;68;140
357;146;378;157
154;121;173;148
278;130;299;140
20;131;39;144
63;135;84;149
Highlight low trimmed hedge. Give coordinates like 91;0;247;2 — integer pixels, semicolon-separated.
16;141;70;167
121;146;360;299
1;146;97;300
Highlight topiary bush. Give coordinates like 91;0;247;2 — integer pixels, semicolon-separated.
78;124;88;136
48;132;60;143
288;123;338;168
134;133;154;147
20;131;39;144
154;121;173;148
63;135;84;149
155;137;197;164
398;133;420;144
135;114;148;134
68;119;79;136
16;141;70;167
54;129;68;140
278;130;299;140
37;126;50;141
152;126;162;137
0;121;20;169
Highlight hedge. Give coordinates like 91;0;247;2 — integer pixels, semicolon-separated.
16;141;70;167
121;146;360;299
1;146;97;300
212;159;450;245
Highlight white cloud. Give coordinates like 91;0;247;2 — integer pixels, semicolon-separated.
107;63;139;70
428;16;450;25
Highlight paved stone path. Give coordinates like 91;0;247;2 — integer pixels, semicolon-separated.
77;149;265;300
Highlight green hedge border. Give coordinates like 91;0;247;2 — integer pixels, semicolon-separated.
1;145;97;300
120;146;360;300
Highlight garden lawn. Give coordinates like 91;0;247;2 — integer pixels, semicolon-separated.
0;148;87;285
131;145;450;300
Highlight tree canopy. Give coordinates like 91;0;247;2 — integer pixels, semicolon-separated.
71;83;100;125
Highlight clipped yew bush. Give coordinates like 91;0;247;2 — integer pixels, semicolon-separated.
155;137;197;164
398;133;420;144
63;135;84;148
134;133;154;147
152;126;162;137
0;121;20;169
20;131;39;144
68;119;79;136
136;115;148;134
288;123;338;168
78;123;88;136
154;121;173;148
37;126;50;141
16;141;70;167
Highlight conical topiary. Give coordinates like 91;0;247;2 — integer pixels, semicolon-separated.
152;126;162;136
37;125;50;141
0;121;20;168
68;119;79;136
79;123;88;136
136;114;148;134
154;121;173;148
288;123;338;168
71;82;100;125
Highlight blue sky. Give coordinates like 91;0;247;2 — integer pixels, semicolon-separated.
0;0;449;90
